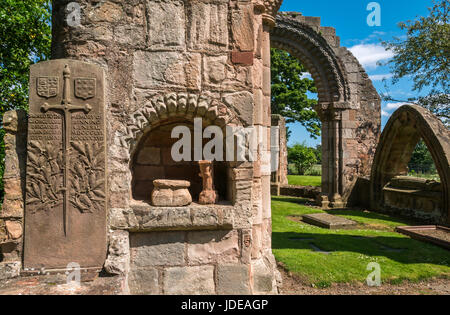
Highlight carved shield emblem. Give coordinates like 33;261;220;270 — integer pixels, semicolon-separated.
74;78;96;100
37;77;59;98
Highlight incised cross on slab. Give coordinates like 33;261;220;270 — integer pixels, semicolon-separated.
40;64;92;236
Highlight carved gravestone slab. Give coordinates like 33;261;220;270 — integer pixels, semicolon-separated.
24;60;107;270
302;213;357;230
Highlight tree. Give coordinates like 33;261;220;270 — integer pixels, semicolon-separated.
313;144;322;165
288;142;318;175
408;140;436;174
271;48;321;138
381;0;449;126
0;0;51;203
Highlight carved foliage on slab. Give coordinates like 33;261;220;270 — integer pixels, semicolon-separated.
70;141;105;213
26;141;64;212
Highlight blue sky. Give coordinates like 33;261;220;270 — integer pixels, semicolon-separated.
280;0;434;147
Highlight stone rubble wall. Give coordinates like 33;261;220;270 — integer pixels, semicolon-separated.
0;110;27;278
50;0;281;294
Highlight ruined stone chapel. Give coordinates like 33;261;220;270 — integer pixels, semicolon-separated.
1;0;449;295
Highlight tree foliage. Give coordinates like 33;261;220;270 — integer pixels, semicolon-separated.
271;48;320;139
0;0;51;203
408;140;437;174
382;0;449;126
287;142;318;175
382;0;449;94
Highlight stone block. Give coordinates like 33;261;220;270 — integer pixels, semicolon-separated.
203;55;228;85
191;207;220;227
88;2;123;23
187;230;239;265
223;92;254;126
231;5;255;51
128;267;160;295
164;266;215;295
251;259;273;294
130;232;185;267
251;224;262;259
217;264;250;295
0;198;23;219
104;230;130;276
133;51;201;90
231;51;254;65
5;221;22;240
187;2;228;51
147;0;185;50
140;207;192;230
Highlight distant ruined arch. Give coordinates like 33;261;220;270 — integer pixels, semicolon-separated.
370;105;450;224
270;12;381;207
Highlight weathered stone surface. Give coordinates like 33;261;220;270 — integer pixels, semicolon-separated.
187;230;239;265
88;2;123;23
164;266;215;295
217;264;250;295
251;258;274;294
147;0;185;50
130;232;185;267
151;180;192;207
5;221;22;240
223;92;254;126
133;51;201;90
0;262;21;281
24;59;107;270
0;199;24;219
128;203;234;231
231;5;255;51
46;0;286;295
187;1;228;51
302;213;357;229
128;267;160;295
371;105;450;225
104;230;130;276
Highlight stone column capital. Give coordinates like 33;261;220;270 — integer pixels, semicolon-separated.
254;0;283;27
315;102;351;121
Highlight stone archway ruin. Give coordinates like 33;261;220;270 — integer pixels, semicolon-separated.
370;105;450;225
271;12;381;207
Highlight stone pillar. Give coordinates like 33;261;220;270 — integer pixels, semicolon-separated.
316;106;344;209
0;110;27;279
270;114;288;195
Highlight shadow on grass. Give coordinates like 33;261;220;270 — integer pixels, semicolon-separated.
324;209;424;226
271;196;315;206
272;231;450;266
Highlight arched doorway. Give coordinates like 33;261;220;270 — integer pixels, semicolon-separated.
370;105;450;224
270;12;381;208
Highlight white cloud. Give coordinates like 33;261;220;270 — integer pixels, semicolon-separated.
369;73;393;81
381;110;390;117
349;44;394;70
385;102;410;111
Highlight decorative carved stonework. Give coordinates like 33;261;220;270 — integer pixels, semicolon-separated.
151;180;192;207
257;0;283;26
37;77;59;98
24;59;107;270
198;161;219;205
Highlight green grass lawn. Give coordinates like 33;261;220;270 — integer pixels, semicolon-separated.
287;175;321;187
272;196;450;288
